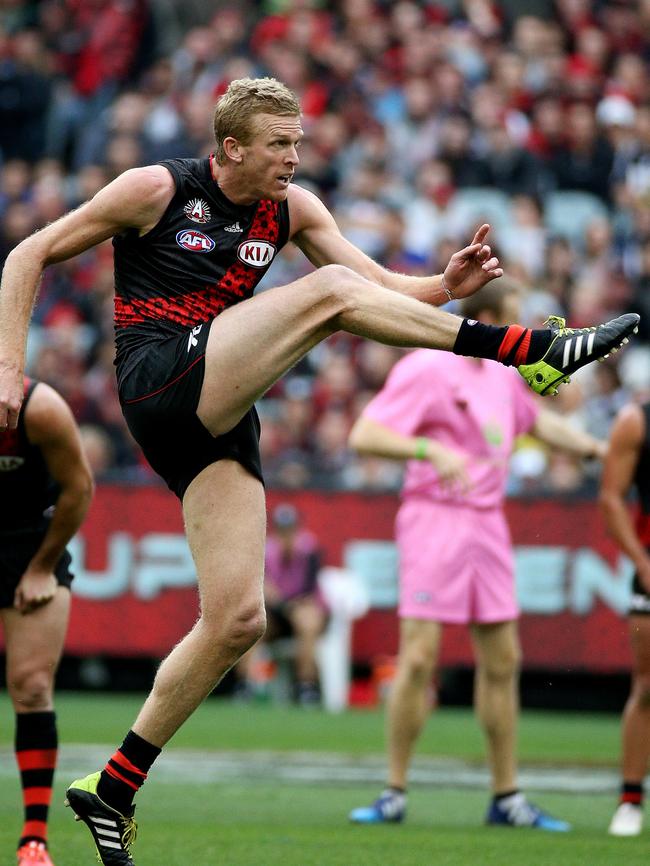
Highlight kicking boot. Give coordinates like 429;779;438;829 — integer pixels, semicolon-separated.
65;772;137;865
518;313;640;396
349;788;406;824
486;792;570;832
16;841;55;865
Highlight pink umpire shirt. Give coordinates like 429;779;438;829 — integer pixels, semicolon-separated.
363;350;540;510
364;351;541;623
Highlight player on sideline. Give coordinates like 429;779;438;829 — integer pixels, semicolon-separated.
1;379;93;866
0;77;638;864
347;282;608;831
600;400;650;836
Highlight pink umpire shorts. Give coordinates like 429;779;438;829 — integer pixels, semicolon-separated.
395;498;518;625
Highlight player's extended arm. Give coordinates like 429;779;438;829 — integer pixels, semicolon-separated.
599;404;650;588
349;414;470;491
531;408;607;459
0;165;174;430
288;184;502;305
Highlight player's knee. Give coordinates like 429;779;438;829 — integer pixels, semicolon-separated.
307;264;362;313
7;666;53;710
402;649;436;684
221;603;267;656
482;651;520;684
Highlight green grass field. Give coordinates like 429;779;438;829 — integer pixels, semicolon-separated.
0;693;646;866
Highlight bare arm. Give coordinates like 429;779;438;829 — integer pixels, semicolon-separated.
287;184;503;305
0;165;175;429
15;383;94;613
349;414;470;492
599;404;650;589
531;408;607;459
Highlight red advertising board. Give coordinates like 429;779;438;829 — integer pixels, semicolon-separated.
26;485;632;673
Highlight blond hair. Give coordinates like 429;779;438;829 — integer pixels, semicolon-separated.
213;77;301;164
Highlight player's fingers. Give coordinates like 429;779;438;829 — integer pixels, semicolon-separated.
453;242;482;261
470;223;490;246
477;245;491;262
483;268;504;281
481;256;500;271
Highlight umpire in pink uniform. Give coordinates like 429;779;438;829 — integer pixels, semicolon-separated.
348;281;606;830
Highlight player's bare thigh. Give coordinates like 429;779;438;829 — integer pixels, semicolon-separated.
182;459;267;622
197;266;352;436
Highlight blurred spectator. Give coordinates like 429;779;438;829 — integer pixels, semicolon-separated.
235;503;327;705
548;102;614;202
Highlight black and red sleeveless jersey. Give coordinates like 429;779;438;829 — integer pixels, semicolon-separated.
112;156;290;366
635;402;650;545
0;378;59;534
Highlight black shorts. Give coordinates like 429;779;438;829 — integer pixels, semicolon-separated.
0;530;73;609
629;564;650;616
118;323;263;501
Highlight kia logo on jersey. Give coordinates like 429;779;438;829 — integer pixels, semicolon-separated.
176;229;215;253
237;239;276;268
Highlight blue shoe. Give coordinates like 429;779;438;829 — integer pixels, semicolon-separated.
487;792;570;832
349;789;406;824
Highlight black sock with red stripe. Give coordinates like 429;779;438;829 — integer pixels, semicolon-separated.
97;730;161;815
15;711;57;847
453;319;553;366
621;781;644;806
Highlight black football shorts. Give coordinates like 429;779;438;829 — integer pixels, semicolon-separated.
0;529;73;609
118;322;263;501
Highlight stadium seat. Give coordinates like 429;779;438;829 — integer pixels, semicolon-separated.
315;566;370;713
543;190;609;247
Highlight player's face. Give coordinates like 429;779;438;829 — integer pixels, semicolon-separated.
239;113;303;201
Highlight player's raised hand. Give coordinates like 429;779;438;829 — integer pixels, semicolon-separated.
443;224;503;300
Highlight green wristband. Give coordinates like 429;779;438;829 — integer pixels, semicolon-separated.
414;438;429;460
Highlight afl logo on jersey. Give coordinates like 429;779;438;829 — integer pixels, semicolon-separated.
0;455;24;471
184;198;211;224
176;229;215;253
237;239;276;268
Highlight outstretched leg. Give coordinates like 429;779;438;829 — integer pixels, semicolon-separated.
198;265;463;435
197;265;640;436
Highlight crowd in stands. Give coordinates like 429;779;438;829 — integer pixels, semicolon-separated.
1;0;649;494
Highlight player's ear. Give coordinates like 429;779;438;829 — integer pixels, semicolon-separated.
223;136;244;164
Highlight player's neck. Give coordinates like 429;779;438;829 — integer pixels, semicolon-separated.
210;160;259;207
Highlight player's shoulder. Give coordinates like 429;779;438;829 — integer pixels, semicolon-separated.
23;383;75;442
112;164;175;199
287;182;331;227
